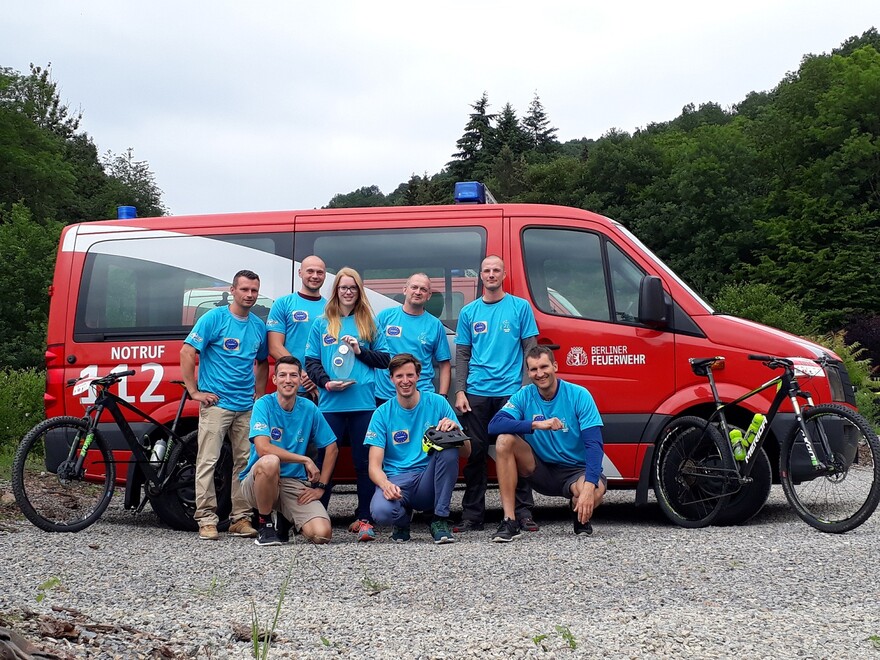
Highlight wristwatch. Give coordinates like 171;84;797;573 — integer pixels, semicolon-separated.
312;481;328;490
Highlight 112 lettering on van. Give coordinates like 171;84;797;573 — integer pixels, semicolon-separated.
77;344;168;405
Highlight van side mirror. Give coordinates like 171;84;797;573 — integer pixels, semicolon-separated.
638;276;669;327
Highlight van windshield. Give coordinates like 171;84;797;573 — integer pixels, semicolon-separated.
615;223;714;314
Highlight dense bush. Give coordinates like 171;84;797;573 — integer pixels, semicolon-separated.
0;368;44;458
844;315;880;375
712;282;815;336
816;331;880;429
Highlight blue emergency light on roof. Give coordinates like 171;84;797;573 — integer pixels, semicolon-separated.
454;181;497;204
117;205;137;220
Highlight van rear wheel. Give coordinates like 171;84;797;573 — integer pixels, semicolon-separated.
149;431;233;532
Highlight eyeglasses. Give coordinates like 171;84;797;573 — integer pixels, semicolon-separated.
337;285;359;293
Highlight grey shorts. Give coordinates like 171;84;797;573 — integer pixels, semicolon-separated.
240;472;330;531
524;455;607;499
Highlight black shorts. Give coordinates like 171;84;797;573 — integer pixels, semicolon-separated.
524;455;607;499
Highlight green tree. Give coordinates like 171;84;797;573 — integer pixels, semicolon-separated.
712;282;814;336
0;204;63;368
490;103;529;156
522;93;558;151
448;92;496;181
101;147;168;217
324;184;387;208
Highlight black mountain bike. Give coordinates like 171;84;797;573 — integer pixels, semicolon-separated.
12;370;231;532
654;355;880;533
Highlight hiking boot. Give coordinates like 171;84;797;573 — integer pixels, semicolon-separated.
391;526;411;543
491;518;522;543
198;524;219;541
350;519;376;542
430;519;455;544
518;516;539;533
452;519;484;533
255;522;282;546
228;518;258;538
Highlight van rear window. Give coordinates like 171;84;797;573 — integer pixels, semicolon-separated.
74;233;289;341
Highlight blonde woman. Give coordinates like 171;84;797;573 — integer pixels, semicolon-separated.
305;267;390;541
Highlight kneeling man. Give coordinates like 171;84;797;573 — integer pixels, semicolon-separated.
489;346;606;542
366;353;470;544
240;356;338;545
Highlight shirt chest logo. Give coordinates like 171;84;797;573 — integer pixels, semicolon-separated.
473;321;488;334
292;310;309;322
392;430;410;445
386;325;402;337
323;334;337;345
270;427;283;441
223;337;241;351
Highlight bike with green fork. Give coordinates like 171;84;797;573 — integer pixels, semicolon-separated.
654;354;880;533
12;370;232;532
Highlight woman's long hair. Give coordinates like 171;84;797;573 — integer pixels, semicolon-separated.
324;267;377;342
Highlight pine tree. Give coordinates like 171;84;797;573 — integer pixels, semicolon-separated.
523;93;559;151
448;92;496;180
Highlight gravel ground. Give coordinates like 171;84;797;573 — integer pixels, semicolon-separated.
1;483;879;659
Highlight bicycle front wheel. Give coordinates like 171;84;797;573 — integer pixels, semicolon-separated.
12;416;116;532
780;404;880;533
654;416;735;528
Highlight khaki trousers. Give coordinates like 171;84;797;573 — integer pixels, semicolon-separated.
194;405;252;527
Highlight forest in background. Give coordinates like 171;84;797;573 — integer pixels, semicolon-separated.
326;29;880;370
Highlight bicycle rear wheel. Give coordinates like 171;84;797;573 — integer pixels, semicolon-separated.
780;404;880;533
654;416;734;527
12;416;116;532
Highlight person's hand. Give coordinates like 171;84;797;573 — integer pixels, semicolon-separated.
436;417;457;432
574;481;596;523
191;390;219;407
298;486;324;505
325;380;354;392
304;459;320;482
532;417;564;431
381;481;402;501
300;373;317;393
454;391;471;414
340;335;361;355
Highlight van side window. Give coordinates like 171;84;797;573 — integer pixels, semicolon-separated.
607;241;645;323
74;233;286;341
522;228;610;321
295;227;486;328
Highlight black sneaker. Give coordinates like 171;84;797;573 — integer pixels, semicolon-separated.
453;519;484;533
491;518;522;543
274;511;292;543
518;516;539;533
255;523;282;546
571;506;593;536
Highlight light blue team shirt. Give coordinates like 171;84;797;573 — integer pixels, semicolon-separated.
374;306;451;401
305;315;387;413
455;294;539;397
266;293;327;363
364;392;458;476
240;392;336;481
184;306;269;412
500;379;603;469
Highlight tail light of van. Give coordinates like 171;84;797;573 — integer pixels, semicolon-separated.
44;343;64;417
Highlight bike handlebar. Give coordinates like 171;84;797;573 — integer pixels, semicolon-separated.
66;369;137;388
748;354;794;370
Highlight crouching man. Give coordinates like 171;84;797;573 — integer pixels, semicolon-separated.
489;346;606;542
366;353;470;544
240;356;338;545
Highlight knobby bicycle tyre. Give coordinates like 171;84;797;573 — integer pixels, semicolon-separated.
149;431;233;532
654;416;735;528
12;416;115;532
780;403;880;533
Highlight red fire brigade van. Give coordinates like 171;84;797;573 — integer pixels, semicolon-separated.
43;183;855;528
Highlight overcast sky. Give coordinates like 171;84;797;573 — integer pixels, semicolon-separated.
4;1;877;217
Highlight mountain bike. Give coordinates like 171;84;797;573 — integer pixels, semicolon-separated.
654;355;880;533
12;370;231;532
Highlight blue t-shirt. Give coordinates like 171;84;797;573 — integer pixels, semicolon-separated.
240;393;336;481
455;294;539;397
266;293;326;363
305;315;386;413
364;392;458;476
374;306;451;401
184;306;269;412
499;379;603;475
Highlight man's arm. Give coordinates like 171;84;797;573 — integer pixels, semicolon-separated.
368;445;401;500
253;435;319;480
436;360;451;397
298;441;338;505
581;426;604;487
254;359;269;398
180;344;216;406
453;344;472;413
267;332;291;360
